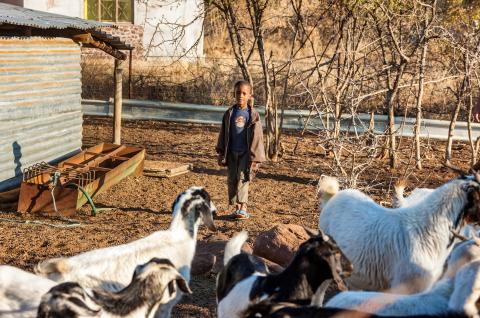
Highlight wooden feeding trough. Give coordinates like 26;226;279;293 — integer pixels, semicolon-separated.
17;143;145;216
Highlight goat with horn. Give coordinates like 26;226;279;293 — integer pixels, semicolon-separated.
318;173;480;293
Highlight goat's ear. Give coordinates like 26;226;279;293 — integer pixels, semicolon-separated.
200;203;217;232
175;276;192;294
65;296;101;316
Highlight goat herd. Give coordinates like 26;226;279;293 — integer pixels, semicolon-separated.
2;174;480;318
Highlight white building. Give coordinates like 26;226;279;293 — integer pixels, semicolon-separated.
0;0;204;59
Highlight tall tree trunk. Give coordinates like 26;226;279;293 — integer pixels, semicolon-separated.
414;42;428;170
385;62;406;168
445;74;467;164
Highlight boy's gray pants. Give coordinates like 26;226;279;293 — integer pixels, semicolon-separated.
227;150;249;205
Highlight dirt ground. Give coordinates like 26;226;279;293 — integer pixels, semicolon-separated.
0;116;472;317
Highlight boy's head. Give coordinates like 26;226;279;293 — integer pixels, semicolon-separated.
234;80;252;109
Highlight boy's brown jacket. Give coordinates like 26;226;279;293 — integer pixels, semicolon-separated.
216;105;266;163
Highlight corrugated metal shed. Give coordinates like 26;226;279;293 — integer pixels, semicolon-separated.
0;4;132;193
0;2;133;50
0;2;107;30
0;37;82;192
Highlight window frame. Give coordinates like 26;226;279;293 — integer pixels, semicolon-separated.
84;0;134;24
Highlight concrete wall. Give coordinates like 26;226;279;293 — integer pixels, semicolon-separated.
3;0;205;59
134;0;204;59
23;0;83;18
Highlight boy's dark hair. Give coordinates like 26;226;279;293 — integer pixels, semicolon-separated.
234;80;252;92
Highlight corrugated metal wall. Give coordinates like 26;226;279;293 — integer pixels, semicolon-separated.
0;37;82;192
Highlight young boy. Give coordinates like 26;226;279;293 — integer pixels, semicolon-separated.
216;80;266;219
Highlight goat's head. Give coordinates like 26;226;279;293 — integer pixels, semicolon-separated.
457;173;480;224
293;233;348;292
128;257;192;306
443;162;480;224
171;186;217;232
37;282;100;318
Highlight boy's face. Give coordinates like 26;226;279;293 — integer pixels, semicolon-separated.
234;84;252;109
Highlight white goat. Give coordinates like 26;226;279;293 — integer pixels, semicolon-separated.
324;238;480;316
0;265;56;318
392;180;478;238
391;179;434;208
34;186;216;318
448;260;480;317
318;175;480;293
37;258;191;318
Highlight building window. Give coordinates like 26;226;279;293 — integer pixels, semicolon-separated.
85;0;133;23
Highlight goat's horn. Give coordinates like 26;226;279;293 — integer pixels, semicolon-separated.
443;162;468;176
450;229;469;242
318;229;330;242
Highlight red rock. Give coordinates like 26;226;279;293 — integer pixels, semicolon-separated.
193;233;253;274
191;253;216;276
253;224;311;267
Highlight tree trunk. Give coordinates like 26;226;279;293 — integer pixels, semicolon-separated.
414;42;428;170
445;75;467;164
385;62;406;168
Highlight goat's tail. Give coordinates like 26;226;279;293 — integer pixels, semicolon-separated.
392;178;407;208
35;258;69;276
317;176;339;207
223;231;248;266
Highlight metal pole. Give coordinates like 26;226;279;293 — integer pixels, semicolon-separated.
113;58;124;145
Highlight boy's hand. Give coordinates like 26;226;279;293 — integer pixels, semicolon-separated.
217;155;226;167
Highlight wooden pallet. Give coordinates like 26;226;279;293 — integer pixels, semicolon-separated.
143;160;192;178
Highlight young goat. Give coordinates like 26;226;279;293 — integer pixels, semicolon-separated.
216;231;347;318
34;186;216;318
318;175;480;293
37;258;191;318
323;238;480;316
392;180;478;239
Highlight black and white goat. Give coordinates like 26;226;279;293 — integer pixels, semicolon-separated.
318;175;480;293
35;186;216;318
216;231;347;318
37;258;191;318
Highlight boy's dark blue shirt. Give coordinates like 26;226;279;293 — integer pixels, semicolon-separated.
229;106;250;152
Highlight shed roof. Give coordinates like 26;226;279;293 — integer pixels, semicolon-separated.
0;2;133;50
